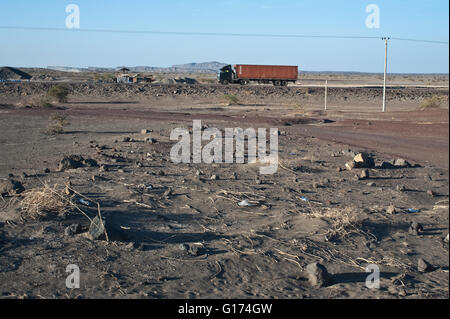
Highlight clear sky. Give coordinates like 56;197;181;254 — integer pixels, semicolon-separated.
0;0;448;73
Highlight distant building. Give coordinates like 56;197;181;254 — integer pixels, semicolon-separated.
116;67;153;83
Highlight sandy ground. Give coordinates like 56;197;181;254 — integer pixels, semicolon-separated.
0;79;448;299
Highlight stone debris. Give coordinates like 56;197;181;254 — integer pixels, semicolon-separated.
345;153;374;171
417;258;434;273
58;155;84;171
65;223;83;236
426;190;436;197
386;205;397;215
145;137;157;144
345;160;356;171
0;178;25;195
409;221;424;235
394;158;411;168
83;158;99;167
360;169;369;179
58;155;98;171
306;263;331;288
353;153;375;168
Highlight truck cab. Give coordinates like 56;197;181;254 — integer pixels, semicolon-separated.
218;65;235;84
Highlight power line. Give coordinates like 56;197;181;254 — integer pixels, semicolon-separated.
390;37;448;44
0;25;448;44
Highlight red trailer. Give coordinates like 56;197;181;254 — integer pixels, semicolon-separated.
218;64;298;86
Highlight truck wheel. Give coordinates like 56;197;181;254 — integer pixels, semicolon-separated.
273;80;281;86
281;81;287;86
221;80;229;85
239;80;248;85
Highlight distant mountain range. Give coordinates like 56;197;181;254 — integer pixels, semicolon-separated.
48;62;228;74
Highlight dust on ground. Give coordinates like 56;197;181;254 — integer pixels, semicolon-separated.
0;78;448;299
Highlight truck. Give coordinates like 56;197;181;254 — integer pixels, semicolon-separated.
218;64;298;86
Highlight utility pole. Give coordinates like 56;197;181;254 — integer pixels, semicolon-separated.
324;80;328;111
382;37;389;112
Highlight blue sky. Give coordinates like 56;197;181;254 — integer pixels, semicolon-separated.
0;0;448;73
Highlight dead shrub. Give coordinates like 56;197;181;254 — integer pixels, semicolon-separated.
19;183;72;218
310;206;362;240
420;95;446;110
46;113;69;135
28;96;54;108
223;94;240;105
47;84;70;103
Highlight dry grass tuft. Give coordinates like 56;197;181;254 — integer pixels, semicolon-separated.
223;94;240;106
420;95;447;110
19;183;72;218
46;113;69;135
310;206;362;240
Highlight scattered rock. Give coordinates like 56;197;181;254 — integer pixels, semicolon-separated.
83;158;98;167
444;233;449;243
417;258;434;273
394;158;410;168
188;245;200;256
345;160;356;171
306;263;331;288
64;223;83;236
426;190;436;197
179;243;189;252
386;205;397;215
179;243;202;256
398;287;407;297
353;153;375;168
360;169;369;179
141;129;150;134
44;168;50;173
0;179;25;195
409;221;424;235
210;175;218;180
122;137;131;142
367;182;375;187
145;137;157;144
396;185;406;192
58;155;84;171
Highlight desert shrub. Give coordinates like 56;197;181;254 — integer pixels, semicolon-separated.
310;206;362;241
47;84;70;103
223;94;239;105
19;183;72;218
420;95;446;109
46;113;69;135
28;96;54;108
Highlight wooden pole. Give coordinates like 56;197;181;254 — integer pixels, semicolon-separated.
382;37;389;112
